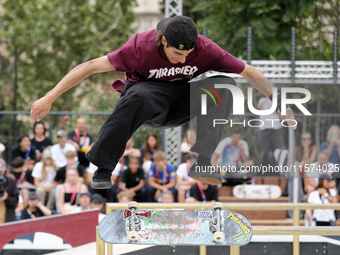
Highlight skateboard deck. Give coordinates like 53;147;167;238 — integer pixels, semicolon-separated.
99;208;252;245
233;184;281;199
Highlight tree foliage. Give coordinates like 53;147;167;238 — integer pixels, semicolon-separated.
0;0;136;111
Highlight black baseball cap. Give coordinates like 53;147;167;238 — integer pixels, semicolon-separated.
157;16;198;51
319;174;333;181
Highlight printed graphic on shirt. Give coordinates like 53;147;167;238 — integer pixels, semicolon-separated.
148;66;198;79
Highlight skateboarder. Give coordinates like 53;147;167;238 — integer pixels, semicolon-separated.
31;16;296;189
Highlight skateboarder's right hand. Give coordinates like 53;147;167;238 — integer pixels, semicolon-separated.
31;96;53;122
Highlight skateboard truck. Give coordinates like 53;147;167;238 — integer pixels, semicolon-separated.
210;202;224;242
127;201;140;240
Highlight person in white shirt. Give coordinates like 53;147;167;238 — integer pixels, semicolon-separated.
306;174;338;226
70;192;91;213
32;148;58;209
50;130;77;168
176;154;196;202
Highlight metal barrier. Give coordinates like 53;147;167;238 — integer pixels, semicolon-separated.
96;203;340;255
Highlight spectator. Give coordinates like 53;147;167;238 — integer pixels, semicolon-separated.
117;191;133;203
70;192;92;213
55;150;85;184
10;134;37;169
20;192;52;219
211;129;254;183
31;121;53;161
321;125;340;191
257;96;284;156
306;174;338;226
140;133;160;172
146;151;176;202
32;148;58;209
118;157;145;202
187;182;218;203
123;138;141;166
51;130;77;168
11;157;34;207
67;117;94;168
305;151;335;196
176;154;197;202
296;132;317;173
0;158;19;223
57;168;88;214
90;193;105;222
160;190;175;203
180;129;196;162
0;142;5;157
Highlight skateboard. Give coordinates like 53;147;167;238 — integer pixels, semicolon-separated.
233;184;281;199
98;202;252;246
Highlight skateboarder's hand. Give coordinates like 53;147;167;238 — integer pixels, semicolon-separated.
277;107;296;130
31;96;52;122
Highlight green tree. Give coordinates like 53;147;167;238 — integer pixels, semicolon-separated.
0;0;136;111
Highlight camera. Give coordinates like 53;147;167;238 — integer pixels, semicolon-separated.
0;174;7;198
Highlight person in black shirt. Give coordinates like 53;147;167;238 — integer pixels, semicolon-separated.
188;182;218;202
10;134;37;165
54;151;85;184
20;192;52;220
0;158;19;223
118;157;145;202
31;121;53;161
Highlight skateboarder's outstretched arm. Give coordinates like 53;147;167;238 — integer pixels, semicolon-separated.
239;64;296;129
30;56;115;122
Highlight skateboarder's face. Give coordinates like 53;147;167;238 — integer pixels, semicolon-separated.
162;36;194;64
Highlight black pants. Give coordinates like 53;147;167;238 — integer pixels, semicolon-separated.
87;76;235;170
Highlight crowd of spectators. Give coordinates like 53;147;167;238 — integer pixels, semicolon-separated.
0;117;339;227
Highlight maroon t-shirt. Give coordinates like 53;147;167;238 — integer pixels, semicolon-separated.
107;29;245;93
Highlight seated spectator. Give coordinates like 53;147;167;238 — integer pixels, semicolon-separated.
211;129;254;183
160;190;175;203
10;134;37;169
321;125;340;191
90;193;105;222
0;142;5;157
305;151;335;196
0;158;19;223
20;192;52;220
87;157;124;202
71;192;91;213
32;148;58;209
146;151;176;202
176;154;197;202
31;121;53;161
187;182;218;203
11;157;34;208
67;117;94;168
123;138;141;166
57;169;88;214
180;129;196;162
118;157;145;202
140;133;160;173
55;151;85;184
117;191;133;203
306;174;338;226
51;130;77;168
296;132;317;180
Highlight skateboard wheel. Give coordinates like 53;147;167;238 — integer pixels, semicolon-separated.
212;202;223;210
128;201;138;210
128;231;139;240
213;232;224;242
